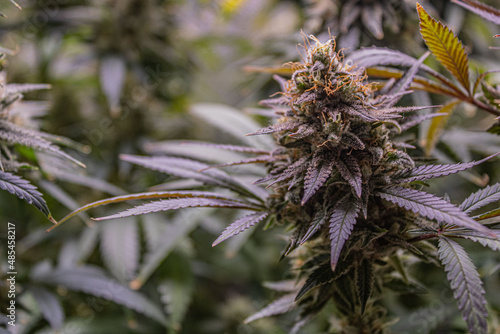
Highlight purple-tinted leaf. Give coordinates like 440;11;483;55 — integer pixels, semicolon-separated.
30;286;64;330
387;51;430;99
51;190;238;231
247;120;300;136
300;209;328;245
361;3;383;39
393;152;500;184
212;211;269;246
452;0;500;25
121;154;266;201
438;236;488;334
32;263;167;326
399;113;446;131
0;171;50;217
0;120;84;167
340;1;361;33
355;258;374;315
347;47;459;92
262;157;308;187
94;198;259;221
377;187;493;236
101;218;139;281
460;183;500;213
201;155;277;171
329;195;361;270
178;141;269;155
302;157;334;205
335;155;362;197
445;229;500;251
244;294;296;324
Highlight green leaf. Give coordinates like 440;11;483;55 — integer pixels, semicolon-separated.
424;100;461;156
355;258;374;315
438;237;488;334
93;197;259;221
0;171;51;218
417;3;471;94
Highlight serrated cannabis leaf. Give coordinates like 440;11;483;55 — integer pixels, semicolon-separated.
460;183;500;213
0;170;50;217
393;152;500;183
452;0;500;25
438;237;488;334
302;157;334;205
244;294;296;324
417;3;471;94
424;100;461;155
355;258;374;315
377;187;493;236
295;264;334;301
94;197;260;221
329;195;361;270
212;212;269;246
300;209;327;245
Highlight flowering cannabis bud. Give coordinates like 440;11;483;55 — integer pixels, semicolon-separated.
58;35;499;333
244;36;496;331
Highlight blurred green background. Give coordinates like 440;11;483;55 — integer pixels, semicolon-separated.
0;0;499;333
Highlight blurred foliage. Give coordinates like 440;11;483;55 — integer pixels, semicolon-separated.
0;0;499;333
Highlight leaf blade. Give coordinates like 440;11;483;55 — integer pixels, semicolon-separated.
329;195;361;270
438;237;488;334
0;171;50;217
417;3;470;93
377;187;493;236
212;211;269;246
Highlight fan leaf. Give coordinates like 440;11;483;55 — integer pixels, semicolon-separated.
94;198;260;221
460;183;500;213
417;3;470;93
438;237;488;334
355;258;374;315
244;294;296;324
0;171;50;217
300;209;328;245
377;187;493;236
302;157;334;205
334;154;362;197
393;152;500;184
452;0;500;25
212;211;269;246
329;195;361;270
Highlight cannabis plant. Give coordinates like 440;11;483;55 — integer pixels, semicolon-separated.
52;22;500;332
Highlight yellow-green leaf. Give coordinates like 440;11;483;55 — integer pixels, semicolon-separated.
417;3;470;94
424;99;461;156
